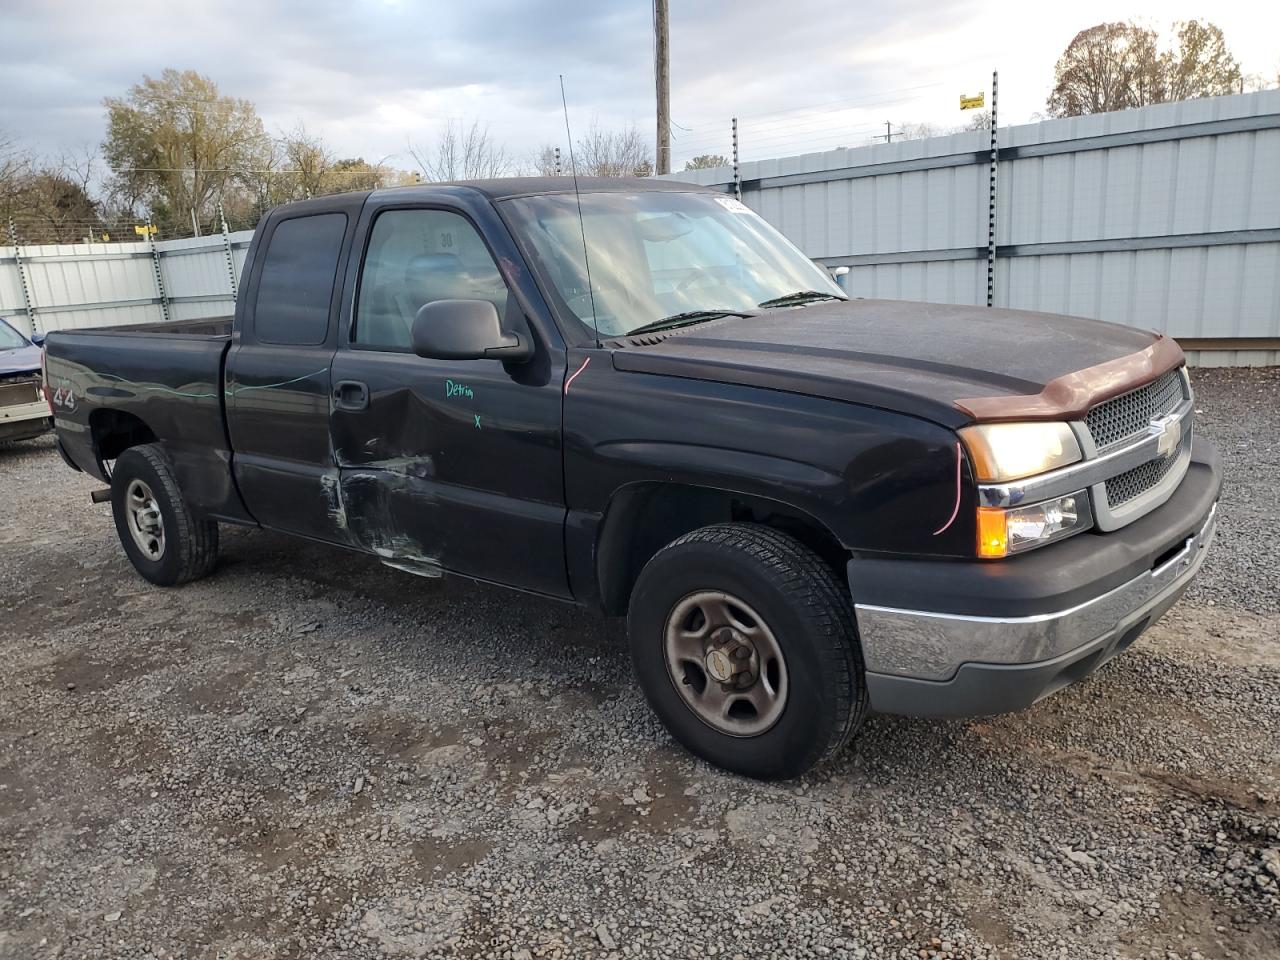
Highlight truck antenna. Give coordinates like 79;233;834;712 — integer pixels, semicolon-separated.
559;75;600;348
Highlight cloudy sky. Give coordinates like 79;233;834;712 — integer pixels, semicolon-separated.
2;0;1277;172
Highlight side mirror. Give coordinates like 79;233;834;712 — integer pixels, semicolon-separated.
411;299;533;362
29;332;46;347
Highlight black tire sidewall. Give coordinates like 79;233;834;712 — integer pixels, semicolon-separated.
111;449;185;586
629;536;847;779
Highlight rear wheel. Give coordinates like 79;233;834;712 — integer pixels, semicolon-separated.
110;444;218;586
628;523;867;779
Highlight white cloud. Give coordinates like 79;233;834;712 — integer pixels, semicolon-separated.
1;0;1275;172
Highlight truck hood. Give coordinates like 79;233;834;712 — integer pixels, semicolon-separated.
0;343;42;378
610;298;1173;427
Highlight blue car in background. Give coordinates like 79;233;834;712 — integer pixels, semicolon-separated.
0;316;52;443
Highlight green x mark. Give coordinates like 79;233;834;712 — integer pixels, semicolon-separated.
474;414;481;429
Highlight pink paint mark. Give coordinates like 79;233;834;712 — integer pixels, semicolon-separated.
932;441;963;536
564;356;591;395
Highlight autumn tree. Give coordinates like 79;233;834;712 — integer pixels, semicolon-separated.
1048;20;1242;117
103;69;270;231
324;158;398;193
0;137;107;243
8;171;101;242
1047;22;1161;117
684;154;729;170
1162;20;1242;101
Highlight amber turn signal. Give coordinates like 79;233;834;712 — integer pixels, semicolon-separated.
976;507;1009;559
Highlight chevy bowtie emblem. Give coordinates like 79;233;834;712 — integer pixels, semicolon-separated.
1150;412;1182;457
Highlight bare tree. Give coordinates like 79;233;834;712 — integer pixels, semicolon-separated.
408;120;510;182
892;121;944;141
575;121;652;177
280;123;333;199
0;129;33;219
528;143;565;177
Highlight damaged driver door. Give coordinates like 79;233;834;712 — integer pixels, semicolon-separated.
328;201;569;597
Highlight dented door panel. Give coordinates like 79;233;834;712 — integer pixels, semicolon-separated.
328;349;568;595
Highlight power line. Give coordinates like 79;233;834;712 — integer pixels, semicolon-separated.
114;167;309;174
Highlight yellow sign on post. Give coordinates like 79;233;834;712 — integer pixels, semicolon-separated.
133;224;157;237
960;92;985;110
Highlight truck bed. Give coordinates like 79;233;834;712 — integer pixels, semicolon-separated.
43;319;245;520
74;315;235;338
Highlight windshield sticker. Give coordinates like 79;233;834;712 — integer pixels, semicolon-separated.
715;197;755;215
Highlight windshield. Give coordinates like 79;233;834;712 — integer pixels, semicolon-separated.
0;319;29;350
502;191;844;338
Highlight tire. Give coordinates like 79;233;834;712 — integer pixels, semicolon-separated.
110;443;219;586
627;523;867;779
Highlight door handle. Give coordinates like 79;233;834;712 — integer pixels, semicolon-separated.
333;380;369;411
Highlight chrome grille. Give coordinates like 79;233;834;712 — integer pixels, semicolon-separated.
1103;427;1192;507
1085;369;1186;450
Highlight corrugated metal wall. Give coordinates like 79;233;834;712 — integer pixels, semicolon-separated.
4;92;1278;366
0;231;252;336
668;90;1280;365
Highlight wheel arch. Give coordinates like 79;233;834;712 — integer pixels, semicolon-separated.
90;408;158;474
595;481;849;616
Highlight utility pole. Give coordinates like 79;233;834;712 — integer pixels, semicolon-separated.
654;0;671;174
874;121;895;144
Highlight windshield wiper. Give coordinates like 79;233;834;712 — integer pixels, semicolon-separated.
624;310;751;337
757;290;845;308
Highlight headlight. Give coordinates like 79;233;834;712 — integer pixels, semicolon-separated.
958;421;1082;482
977;492;1092;558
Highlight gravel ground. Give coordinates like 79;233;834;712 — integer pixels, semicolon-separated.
1;366;1277;960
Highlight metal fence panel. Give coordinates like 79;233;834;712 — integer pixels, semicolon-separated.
0;230;252;336
666;89;1280;364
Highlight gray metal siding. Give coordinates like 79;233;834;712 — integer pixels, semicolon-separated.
667;89;1280;361
0;232;251;335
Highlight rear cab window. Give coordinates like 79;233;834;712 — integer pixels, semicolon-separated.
253;213;348;344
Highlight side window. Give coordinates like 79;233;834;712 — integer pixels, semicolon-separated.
355;209;509;350
254;213;347;345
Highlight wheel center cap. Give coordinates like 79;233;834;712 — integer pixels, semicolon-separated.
705;648;734;683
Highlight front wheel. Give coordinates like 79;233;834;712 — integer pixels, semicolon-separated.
110;444;219;586
627;523;867;779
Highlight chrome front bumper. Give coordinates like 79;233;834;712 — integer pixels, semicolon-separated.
856;501;1218;717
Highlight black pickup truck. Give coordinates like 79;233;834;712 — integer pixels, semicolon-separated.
45;178;1220;779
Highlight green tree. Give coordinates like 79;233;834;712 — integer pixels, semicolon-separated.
103;69;270;232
